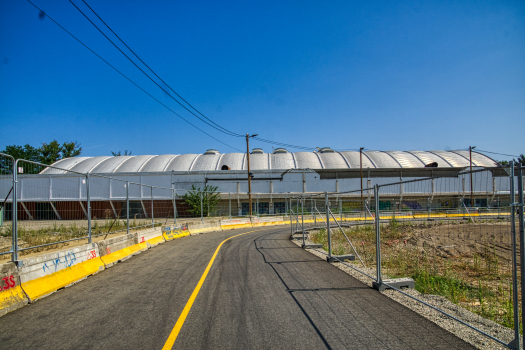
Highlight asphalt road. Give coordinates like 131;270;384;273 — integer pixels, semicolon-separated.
0;226;474;349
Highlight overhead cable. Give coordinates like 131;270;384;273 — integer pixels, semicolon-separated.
26;0;243;152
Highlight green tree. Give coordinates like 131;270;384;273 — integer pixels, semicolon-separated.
499;154;524;166
181;185;221;217
111;150;132;156
0;140;82;174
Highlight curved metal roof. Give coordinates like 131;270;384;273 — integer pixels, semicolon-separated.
40;150;498;174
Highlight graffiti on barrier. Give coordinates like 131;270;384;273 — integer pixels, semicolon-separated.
42;251;77;272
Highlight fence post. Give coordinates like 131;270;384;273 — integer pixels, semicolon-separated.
12;160;18;262
517;162;525;338
427;197;430;219
509;161;520;350
374;184;382;284
229;192;231;219
173;188;177;225
285;193;288;217
314;199;316;229
325;192;332;260
126;181;130;235
339;196;342;221
301;196;305;246
200;191;203;222
150;186;154;229
86;173;91;244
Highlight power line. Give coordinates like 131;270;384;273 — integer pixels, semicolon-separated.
26;0;243;152
68;0;242;138
80;0;242;138
72;0;322;151
475;149;520;158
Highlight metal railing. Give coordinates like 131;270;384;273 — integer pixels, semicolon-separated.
291;165;525;349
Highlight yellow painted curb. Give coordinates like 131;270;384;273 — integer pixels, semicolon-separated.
253;221;285;226
146;235;165;246
21;258;105;301
0;286;27;312
100;243;148;267
163;230;190;241
221;223;253;230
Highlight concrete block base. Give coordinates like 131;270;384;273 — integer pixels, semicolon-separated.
302;244;322;249
373;277;415;292
327;254;355;263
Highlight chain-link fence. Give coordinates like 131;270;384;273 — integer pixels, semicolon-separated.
299;165;525;349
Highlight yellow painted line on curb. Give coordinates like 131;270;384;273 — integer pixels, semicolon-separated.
161;227;273;350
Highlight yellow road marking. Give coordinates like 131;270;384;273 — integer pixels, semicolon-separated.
162;228;271;350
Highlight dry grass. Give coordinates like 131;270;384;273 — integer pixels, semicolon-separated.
310;218;520;330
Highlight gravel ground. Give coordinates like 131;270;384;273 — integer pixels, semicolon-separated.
292;234;522;350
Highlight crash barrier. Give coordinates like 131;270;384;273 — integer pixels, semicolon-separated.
0;262;28;317
185;220;222;235
137;227;166;247
97;233;147;268
251;216;285;226
220;218;252;230
162;225;190;241
17;243;104;302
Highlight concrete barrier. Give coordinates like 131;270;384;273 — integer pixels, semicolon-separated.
221;218;252;230
0;262;28;317
97;233;147;268
251;216;285;226
163;225;190;241
136;227;165;247
18;243;104;302
186;220;222;235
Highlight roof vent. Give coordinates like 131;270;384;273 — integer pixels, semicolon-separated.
273;148;288;154
251;148;264;154
319;147;335;153
204;149;220;155
425;162;438;168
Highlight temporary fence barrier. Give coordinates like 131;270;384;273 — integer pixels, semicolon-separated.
294;165;525;349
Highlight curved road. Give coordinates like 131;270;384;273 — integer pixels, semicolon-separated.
0;226;473;349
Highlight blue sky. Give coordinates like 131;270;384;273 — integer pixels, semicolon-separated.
1;0;524;160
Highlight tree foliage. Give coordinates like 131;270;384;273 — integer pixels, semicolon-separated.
181;185;221;217
0;140;82;174
498;154;524;166
111;150;132;156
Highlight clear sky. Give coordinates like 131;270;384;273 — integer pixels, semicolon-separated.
1;0;524;161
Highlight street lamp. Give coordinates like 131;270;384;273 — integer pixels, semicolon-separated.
246;133;258;216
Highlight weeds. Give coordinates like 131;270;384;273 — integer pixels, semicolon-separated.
308;218;520;331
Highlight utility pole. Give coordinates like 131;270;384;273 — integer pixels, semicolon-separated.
246;133;258;216
360;147;364;212
470;146;476;206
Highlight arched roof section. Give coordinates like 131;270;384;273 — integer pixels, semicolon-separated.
294;152;323;169
318;152;348;169
339;151;375;168
450;150;498;167
249;153;269;170
405;151;451;167
270;152;295;170
69;156;112;173
428;151;470;167
217;153;245;171
90;156;132;173
115;155;155;173
364;151;401;168
191;154;221;171
140;155;178;172
164;154;199;172
386;151;426;168
40;157;90;174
